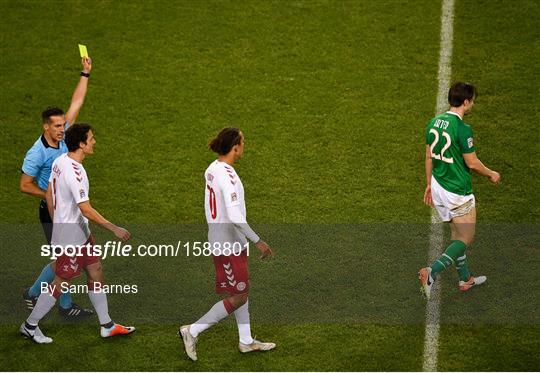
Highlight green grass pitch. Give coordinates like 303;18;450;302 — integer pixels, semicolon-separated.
0;0;538;371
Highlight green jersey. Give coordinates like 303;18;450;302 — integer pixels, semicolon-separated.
425;111;475;195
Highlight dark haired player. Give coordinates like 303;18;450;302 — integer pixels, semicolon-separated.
179;128;275;361
20;57;94;317
20;124;135;343
419;82;500;299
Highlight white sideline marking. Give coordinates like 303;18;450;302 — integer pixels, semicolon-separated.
423;0;455;371
423;213;443;372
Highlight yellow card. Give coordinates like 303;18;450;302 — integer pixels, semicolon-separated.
78;44;88;58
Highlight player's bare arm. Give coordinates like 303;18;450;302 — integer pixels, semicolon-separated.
423;145;434;206
20;173;46;199
65;57;92;125
463;152;500;184
78;200;130;241
45;183;54;219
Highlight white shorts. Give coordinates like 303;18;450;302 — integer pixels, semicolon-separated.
431;176;475;222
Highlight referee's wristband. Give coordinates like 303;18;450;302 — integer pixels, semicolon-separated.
80;71;90;78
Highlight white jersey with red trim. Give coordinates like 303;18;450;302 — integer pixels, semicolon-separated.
49;153;90;247
204;160;247;251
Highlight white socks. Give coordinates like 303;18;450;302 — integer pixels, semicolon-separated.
26;292;57;325
189;299;253;344
26;287;113;327
190;300;230;338
88;290;112;325
234;300;253;344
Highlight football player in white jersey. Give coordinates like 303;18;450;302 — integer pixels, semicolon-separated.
179;127;275;361
20;123;135;344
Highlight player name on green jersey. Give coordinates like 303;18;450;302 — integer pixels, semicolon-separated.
425;111;475;195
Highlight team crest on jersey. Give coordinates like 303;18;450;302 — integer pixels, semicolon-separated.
231;192;238;202
467;137;474;148
79;189;86;199
52;164;61;177
237;282;246;291
207;173;214;182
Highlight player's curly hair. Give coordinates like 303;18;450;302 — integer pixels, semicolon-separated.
448;82;477;107
65;123;93;152
209;127;242;155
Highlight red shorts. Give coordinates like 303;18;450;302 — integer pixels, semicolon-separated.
212;250;249;294
54;235;100;280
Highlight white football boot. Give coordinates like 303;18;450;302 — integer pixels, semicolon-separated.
20;322;53;344
459;275;487;292
239;338;276;353
179;325;198;361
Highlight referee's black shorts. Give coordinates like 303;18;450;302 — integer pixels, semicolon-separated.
39;200;52;244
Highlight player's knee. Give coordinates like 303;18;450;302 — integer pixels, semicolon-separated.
234;293;248;308
227;293;248;310
86;266;104;285
92;262;103;272
86;262;103;275
237;293;248;305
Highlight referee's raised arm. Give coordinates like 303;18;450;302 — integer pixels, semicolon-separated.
65;56;92;125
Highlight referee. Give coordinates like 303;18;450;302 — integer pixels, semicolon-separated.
20;56;94;318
